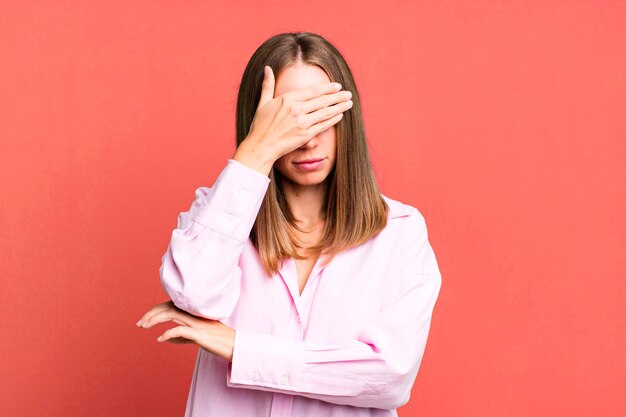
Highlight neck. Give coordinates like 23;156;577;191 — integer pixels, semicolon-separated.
281;178;329;230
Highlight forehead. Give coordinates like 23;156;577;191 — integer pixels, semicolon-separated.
274;63;331;96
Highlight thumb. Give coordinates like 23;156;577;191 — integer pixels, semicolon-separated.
257;65;275;110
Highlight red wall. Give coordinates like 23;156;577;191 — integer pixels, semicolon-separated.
1;1;624;416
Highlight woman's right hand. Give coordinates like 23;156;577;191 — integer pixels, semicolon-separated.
232;65;353;176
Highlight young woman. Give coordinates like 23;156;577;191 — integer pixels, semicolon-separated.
137;31;442;417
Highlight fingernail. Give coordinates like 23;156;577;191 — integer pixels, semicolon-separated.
334;82;341;90
136;320;142;327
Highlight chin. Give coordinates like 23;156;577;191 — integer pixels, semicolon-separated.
282;171;331;187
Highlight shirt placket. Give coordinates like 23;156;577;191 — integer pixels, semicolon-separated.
267;303;301;416
269;259;324;417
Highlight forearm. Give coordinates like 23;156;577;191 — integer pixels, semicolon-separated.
232;137;276;177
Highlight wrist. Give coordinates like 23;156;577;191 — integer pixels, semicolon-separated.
232;138;275;177
228;329;236;362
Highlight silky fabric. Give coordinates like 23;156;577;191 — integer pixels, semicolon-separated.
159;158;442;417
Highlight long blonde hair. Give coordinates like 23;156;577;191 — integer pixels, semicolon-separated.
235;32;389;276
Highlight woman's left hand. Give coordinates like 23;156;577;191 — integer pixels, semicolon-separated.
136;301;235;362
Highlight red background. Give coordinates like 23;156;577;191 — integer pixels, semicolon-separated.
1;1;624;416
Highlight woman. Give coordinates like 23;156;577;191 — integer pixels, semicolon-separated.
137;31;442;416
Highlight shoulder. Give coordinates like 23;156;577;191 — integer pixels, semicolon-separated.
379;193;431;249
379;194;440;277
377;194;430;249
381;193;425;222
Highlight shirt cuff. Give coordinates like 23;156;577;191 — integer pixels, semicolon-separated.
191;159;270;242
227;328;304;390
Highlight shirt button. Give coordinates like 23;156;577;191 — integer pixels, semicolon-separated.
237;189;250;200
252;372;261;382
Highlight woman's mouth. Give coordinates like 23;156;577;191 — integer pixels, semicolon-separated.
293;158;325;171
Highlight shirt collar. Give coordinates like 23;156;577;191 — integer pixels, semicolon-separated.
381;194;415;219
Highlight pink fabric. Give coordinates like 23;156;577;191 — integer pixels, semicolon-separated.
159;158;442;417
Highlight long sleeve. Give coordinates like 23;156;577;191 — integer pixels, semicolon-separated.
226;209;442;409
158;159;270;320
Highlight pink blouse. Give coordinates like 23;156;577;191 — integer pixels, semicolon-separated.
159;158;442;417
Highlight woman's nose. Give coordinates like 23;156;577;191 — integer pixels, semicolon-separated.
300;135;319;149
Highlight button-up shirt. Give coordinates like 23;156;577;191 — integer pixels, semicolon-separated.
159;159;442;417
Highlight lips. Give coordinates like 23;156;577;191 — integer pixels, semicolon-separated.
294;158;325;164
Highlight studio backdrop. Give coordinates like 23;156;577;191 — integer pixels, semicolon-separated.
1;1;624;416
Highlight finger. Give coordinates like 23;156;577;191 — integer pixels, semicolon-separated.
136;301;174;327
307;112;344;139
257;66;275;111
303;98;352;129
143;308;199;329
300;89;352;115
287;81;342;102
157;326;197;343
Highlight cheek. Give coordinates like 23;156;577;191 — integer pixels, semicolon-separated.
323;129;338;154
273;154;291;175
